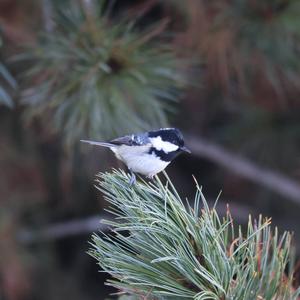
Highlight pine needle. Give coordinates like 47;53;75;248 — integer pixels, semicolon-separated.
90;169;300;299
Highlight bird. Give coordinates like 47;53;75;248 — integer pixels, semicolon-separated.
80;128;191;185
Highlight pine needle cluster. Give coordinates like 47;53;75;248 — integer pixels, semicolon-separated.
189;0;300;99
90;170;300;300
17;1;183;144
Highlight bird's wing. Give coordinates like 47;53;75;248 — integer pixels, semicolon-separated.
81;133;150;147
109;135;134;146
80;140;115;147
110;134;150;146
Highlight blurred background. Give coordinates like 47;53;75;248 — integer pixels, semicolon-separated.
1;0;300;299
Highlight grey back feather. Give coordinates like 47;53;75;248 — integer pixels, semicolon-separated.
80;132;150;148
80;140;115;147
110;133;150;146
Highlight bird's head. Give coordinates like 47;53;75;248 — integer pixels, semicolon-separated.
148;128;191;161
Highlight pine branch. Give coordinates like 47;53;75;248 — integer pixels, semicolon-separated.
16;201;253;245
90;169;300;300
17;215;107;244
17;1;184;145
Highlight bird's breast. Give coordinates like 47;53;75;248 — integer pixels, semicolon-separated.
115;145;170;177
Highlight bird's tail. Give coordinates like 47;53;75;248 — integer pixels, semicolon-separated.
80;139;115;148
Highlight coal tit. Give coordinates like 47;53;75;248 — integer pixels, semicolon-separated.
81;128;191;185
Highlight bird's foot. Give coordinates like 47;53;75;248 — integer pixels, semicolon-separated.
129;170;136;186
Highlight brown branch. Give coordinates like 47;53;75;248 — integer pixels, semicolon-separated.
186;134;300;205
16;203;299;245
18;215;109;244
17;200;252;244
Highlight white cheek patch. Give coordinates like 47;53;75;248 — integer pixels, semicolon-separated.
149;136;179;153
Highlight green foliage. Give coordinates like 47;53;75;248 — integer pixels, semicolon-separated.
225;0;300;68
90;170;300;300
191;0;300;99
18;1;183;144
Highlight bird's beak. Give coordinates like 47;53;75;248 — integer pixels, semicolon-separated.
180;146;191;153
